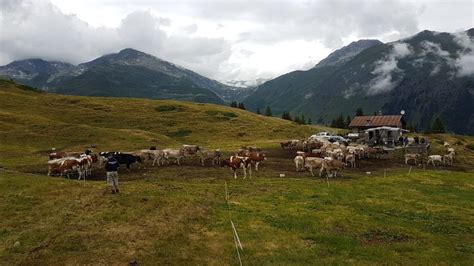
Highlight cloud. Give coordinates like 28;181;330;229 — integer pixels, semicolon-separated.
452;31;474;77
1;0;471;82
0;0;232;79
367;42;413;95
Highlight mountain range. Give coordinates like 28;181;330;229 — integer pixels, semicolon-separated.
244;28;474;134
0;48;254;104
1;28;473;134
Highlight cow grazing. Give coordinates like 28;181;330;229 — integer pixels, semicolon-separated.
320;158;345;178
221;156;252;179
304;157;324;176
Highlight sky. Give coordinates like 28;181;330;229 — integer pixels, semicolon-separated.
0;0;472;83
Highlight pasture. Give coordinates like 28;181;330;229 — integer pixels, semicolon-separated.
1;80;473;264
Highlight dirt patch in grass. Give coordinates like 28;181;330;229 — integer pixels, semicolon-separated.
361;229;410;245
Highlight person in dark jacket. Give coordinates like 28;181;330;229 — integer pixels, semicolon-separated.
105;153;120;194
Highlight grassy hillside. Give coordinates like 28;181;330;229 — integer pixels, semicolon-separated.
1;80;473;264
0;79;328;169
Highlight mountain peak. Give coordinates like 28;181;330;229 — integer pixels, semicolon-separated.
118;48;149;57
314;39;383;68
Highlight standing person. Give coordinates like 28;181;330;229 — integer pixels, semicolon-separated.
105;153;120;194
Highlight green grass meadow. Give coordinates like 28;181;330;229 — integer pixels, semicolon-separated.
1;80;473;264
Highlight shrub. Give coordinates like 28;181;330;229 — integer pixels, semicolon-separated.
466;143;474;151
454;140;464;146
154;105;184;112
167;130;192;138
205;111;237;118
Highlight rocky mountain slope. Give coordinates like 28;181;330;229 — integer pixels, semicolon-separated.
244;29;474;134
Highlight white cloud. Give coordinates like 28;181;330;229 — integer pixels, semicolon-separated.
367;42;413;95
453;31;474;77
0;0;233;79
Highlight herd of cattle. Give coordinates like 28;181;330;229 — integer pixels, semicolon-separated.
285;138;386;178
46;145;266;180
46;138;458;181
404;142;456;167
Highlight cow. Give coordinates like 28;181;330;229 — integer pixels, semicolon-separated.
221;156;252;179
405;154;420;165
319;158;345;178
247;152;266;171
200;149;223;166
443;141;450;149
294;155;305;172
296;151;320;158
304;157;324;177
427;155;443;167
48;157;83;179
443;153;454;166
148;149;165;166
345;154;356;168
163;149;184;165
181;145;201;156
303;140;323;152
99;152;142;169
280;141;292;149
447;148;455;155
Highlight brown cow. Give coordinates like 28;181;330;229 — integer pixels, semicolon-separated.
48;157;82;179
221;156;252;179
247;152;266;171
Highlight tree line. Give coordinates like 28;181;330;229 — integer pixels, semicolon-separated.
233;104;446;132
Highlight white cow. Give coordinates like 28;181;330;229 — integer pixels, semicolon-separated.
427;155;443;167
294;155;305;172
